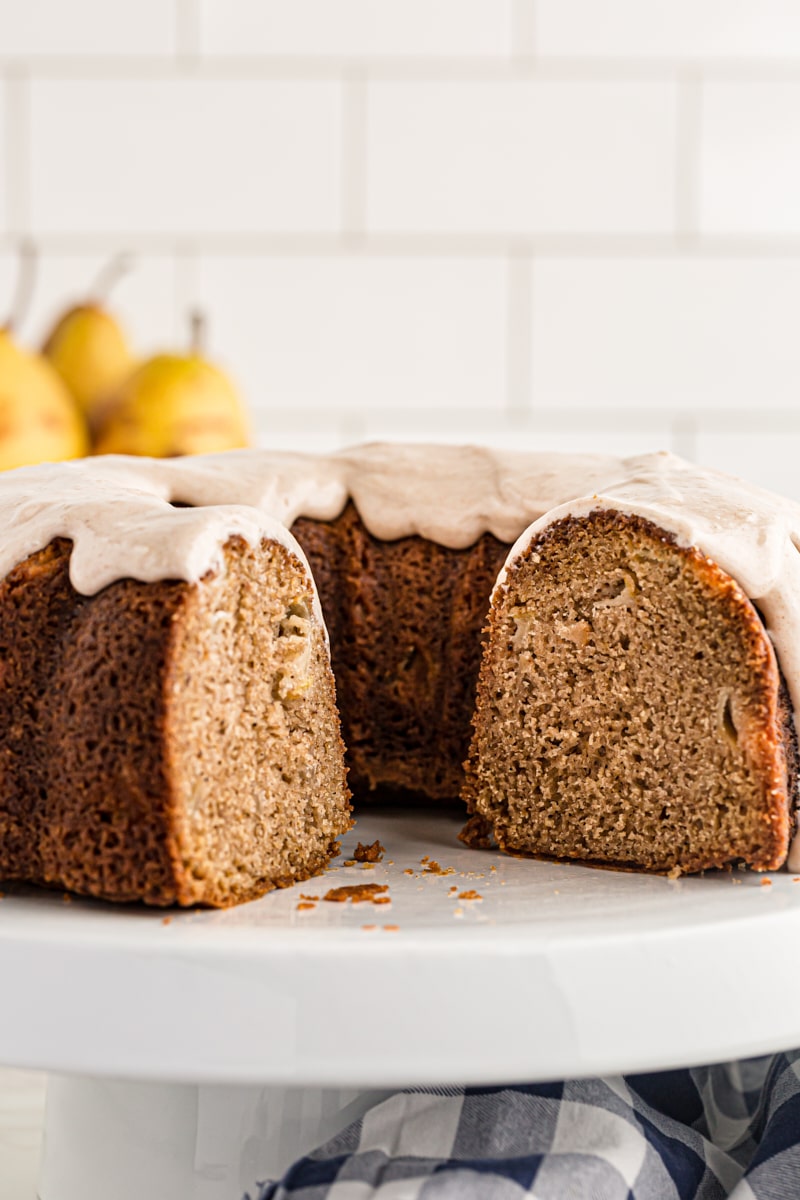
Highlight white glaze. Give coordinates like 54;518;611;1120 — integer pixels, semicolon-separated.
0;455;329;624
0;445;629;599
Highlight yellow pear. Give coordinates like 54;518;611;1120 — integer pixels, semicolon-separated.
94;316;249;457
42;254;135;426
0;328;89;470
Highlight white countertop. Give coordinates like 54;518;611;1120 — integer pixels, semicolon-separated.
0;1068;45;1200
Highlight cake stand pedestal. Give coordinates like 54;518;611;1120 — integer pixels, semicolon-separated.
4;810;800;1199
40;1077;389;1200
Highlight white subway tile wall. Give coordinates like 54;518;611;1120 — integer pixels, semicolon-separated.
700;83;800;234
532;258;800;412
0;0;174;57
30;80;342;234
367;81;678;234
198;0;516;59
196;256;508;432
535;1;800;60
0;0;798;492
695;429;800;500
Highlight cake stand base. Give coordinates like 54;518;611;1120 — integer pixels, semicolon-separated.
39;1075;390;1200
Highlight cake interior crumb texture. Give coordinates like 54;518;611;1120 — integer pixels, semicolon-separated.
464;511;793;874
293;502;508;801
0;535;351;906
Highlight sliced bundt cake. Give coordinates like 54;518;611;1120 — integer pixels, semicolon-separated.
0;465;351;906
463;459;800;876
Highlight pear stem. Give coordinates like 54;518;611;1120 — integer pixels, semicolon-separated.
190;309;206;355
5;239;37;334
90;252;133;303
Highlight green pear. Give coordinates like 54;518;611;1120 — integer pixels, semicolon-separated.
42;254;135;426
0;328;89;470
94;313;249;457
0;242;89;471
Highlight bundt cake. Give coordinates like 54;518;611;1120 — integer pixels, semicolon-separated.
0;444;797;904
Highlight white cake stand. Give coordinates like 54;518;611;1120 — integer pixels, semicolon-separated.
3;808;800;1200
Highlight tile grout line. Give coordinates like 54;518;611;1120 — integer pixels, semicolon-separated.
512;0;537;59
175;0;201;62
244;408;800;427
245;408;795;439
173;243;199;344
505;253;533;420
340;69;368;239
6;232;800;259
9;55;800;82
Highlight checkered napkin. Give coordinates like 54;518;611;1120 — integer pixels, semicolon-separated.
247;1051;800;1199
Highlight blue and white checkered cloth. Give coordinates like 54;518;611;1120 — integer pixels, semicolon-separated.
247;1051;800;1199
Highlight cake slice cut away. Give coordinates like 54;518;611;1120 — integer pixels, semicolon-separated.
292;502;509;802
463;510;797;875
0;534;351;906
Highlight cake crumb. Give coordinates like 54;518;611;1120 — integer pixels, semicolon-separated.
373;896;392;905
458;813;495;849
403;868;414;876
422;860;456;876
299;893;318;901
343;859;357;867
459;889;483;901
162;916;172;926
296;902;317;911
383;924;400;932
667;866;682;880
420;856;430;864
62;893;72;904
448;885;459;895
453;908;464;918
323;883;389;904
354;840;385;863
359;863;376;870
361;924;377;931
761;878;773;887
793;878;800;883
